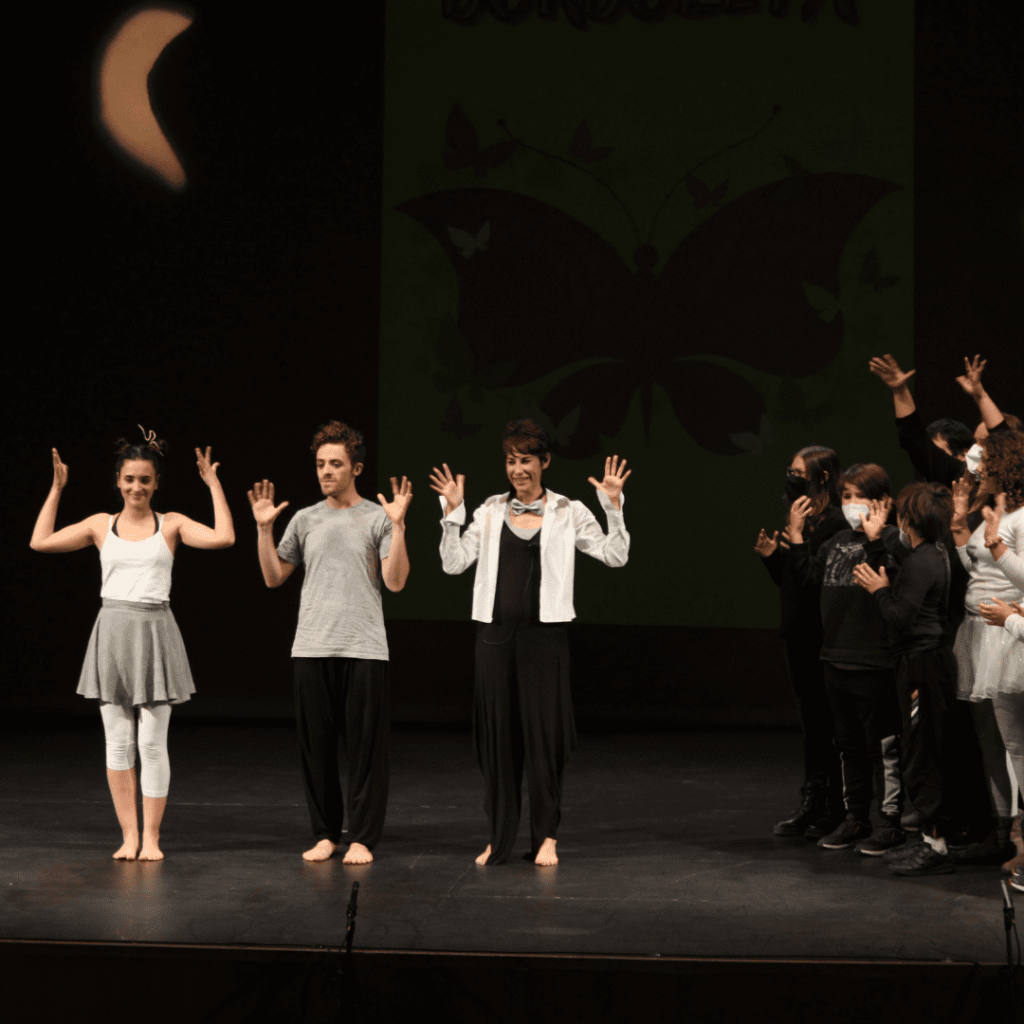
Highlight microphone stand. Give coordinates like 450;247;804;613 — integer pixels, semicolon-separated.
999;881;1018;1023
331;881;361;1017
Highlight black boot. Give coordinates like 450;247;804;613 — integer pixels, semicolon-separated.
774;784;824;836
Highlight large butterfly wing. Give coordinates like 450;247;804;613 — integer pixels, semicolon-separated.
396;188;634;386
655;172;901;374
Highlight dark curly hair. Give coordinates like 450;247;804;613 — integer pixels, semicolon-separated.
895;482;953;544
310;421;366;470
112;428;169;492
981;429;1024;512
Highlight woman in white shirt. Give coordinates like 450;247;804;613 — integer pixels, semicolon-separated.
429;419;630;866
951;428;1024;864
29;429;235;861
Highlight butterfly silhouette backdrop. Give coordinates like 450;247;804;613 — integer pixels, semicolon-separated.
398;103;900;460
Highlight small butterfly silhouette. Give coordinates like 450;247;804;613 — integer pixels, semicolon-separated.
447;222;490;258
443;103;517;178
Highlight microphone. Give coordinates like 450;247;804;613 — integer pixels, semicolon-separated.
345;881;360;956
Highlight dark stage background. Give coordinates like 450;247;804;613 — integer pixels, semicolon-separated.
6;0;1022;728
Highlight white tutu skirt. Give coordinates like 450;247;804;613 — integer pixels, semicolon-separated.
76;599;196;711
954;612;1024;701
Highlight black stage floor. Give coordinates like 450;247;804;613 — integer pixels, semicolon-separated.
0;719;1012;962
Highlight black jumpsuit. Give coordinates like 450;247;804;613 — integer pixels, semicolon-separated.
473;504;575;863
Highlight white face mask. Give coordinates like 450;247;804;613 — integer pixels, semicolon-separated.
842;503;870;530
965;443;983;478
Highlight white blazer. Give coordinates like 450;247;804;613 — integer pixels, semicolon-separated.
438;487;629;623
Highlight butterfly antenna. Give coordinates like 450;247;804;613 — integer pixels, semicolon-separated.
498;120;641;246
646;105;782;243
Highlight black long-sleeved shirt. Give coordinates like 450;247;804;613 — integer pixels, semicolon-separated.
791;524;903;668
866;537;950;654
761;506;848;638
894;408;999;636
896;407;1008;487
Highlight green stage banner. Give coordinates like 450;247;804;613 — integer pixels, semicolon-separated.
380;0;912;626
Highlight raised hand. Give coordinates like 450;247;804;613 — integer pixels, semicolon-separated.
428;463;465;512
247;480;289;527
954;354;987;400
754;528;779;558
587;454;631;505
787;495;813;541
979;597;1014;627
195;446;221;487
378;476;413;526
51;448;68;491
981;492;1006;546
951;472;973;520
868;354;916;390
852;562;889;594
860;498;889;541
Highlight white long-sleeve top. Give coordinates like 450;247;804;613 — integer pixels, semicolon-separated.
957;505;1024;614
1006;614;1024;642
438;487;629;622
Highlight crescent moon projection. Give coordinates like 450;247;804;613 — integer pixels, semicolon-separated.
97;7;194;190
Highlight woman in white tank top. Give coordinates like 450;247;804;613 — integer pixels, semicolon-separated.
29;427;235;861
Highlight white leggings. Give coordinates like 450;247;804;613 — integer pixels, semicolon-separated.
971;694;1024;818
99;702;172;798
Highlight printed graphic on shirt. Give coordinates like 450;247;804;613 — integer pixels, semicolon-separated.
822;539;895;588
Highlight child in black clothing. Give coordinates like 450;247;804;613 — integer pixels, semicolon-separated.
755;446;848;839
853;482;958;875
789;464;906;855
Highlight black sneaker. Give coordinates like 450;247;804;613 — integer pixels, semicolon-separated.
1010;867;1024;894
855;819;906;857
947;822;992;851
817;815;872;850
952;830;1017;866
883;830;924;863
888;841;955;875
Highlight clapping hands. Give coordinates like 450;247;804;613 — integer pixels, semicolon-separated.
859;497;891;542
981;493;1007;547
852;562;889;594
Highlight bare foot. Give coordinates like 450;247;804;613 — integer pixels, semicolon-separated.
342;842;373;865
113;837;139;861
475;844;492;866
137;838;164;862
302;839;338;862
535;838;558;866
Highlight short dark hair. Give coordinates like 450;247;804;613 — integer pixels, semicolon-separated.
895;482;953;543
310;421;366;469
926;418;974;458
112;432;169;492
501;419;551;462
838;463;890;500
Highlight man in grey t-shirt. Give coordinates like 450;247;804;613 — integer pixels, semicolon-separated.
248;421;411;864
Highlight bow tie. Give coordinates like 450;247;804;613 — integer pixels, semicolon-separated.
510;497;544;516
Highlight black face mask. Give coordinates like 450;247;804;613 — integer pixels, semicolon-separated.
784;472;808;502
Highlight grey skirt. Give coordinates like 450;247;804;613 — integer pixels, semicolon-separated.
77;599;196;710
